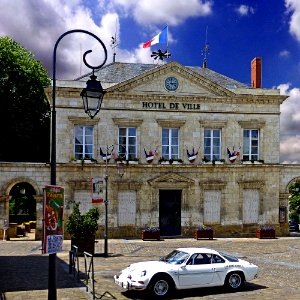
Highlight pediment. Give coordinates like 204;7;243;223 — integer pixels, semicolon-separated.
106;61;234;98
148;172;194;187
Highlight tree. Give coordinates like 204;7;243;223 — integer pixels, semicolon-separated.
0;37;50;162
288;182;300;222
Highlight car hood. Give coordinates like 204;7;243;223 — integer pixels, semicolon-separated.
128;260;172;271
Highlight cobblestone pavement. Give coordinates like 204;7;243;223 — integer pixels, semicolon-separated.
1;236;300;299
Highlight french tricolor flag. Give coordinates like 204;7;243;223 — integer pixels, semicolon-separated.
143;26;168;48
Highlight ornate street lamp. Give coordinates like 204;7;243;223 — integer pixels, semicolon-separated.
80;50;106;119
50;29;107;300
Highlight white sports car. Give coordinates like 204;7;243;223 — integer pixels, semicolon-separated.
114;247;258;298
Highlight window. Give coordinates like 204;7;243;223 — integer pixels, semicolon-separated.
162;128;179;160
118;127;137;160
243;129;259;161
74;126;94;159
187;253;214;265
211;254;225;264
204;129;221;161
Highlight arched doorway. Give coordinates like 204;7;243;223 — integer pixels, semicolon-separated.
286;177;300;232
9;182;37;240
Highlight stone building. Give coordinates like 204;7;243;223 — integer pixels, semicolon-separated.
1;58;300;240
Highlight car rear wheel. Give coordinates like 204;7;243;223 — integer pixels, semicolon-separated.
225;272;244;290
148;275;173;298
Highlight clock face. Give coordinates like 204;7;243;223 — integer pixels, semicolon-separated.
165;77;178;91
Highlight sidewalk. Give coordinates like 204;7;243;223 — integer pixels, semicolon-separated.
1;236;300;299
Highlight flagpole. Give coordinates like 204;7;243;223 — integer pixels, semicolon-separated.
166;24;169;49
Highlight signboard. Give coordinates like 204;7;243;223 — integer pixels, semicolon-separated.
2;219;8;241
3;219;8;230
91;177;104;203
43;185;64;254
279;207;286;223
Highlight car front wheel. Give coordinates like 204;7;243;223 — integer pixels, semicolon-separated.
225;272;244;290
148;275;173;298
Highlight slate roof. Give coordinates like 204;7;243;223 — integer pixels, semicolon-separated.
77;62;249;89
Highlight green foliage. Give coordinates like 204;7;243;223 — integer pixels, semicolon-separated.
288;182;300;221
0;36;50;162
66;202;100;238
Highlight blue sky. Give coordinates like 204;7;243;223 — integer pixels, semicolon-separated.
0;0;300;163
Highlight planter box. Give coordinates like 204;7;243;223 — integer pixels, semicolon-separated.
194;229;214;240
256;229;275;239
127;161;139;164
17;225;26;237
141;230;160;241
71;236;96;256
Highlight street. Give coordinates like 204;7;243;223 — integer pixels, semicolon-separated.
1;236;300;299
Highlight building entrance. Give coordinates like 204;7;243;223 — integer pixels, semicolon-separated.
8;182;36;240
159;190;181;236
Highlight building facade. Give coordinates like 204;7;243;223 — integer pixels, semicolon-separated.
1;59;300;240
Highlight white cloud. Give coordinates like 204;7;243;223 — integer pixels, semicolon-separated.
280;135;300;163
279;50;290;58
108;0;213;26
285;0;300;42
279;83;300;163
0;0;121;78
235;4;254;16
0;0;213;78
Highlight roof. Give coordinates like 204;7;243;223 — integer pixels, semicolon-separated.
77;62;249;89
176;248;219;254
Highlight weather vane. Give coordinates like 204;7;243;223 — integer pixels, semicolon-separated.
202;26;209;68
151;49;171;62
111;19;119;63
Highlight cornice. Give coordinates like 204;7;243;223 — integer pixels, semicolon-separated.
68;116;99;125
112;118;143;127
148;172;194;187
199;181;226;190
105;92;285;105
156;119;186;127
199;120;227;128
237;181;265;189
238;120;266;128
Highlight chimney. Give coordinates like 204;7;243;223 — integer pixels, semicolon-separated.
251;57;262;88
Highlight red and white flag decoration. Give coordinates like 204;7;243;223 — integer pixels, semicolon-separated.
100;146;113;162
144;147;159;163
227;146;241;163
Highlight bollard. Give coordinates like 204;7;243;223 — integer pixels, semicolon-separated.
69;250;73;274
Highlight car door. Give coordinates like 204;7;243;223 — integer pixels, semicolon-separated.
210;254;227;285
178;253;215;287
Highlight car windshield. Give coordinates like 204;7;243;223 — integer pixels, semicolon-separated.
219;251;239;262
160;250;190;265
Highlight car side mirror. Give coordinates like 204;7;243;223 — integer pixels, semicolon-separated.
180;263;187;269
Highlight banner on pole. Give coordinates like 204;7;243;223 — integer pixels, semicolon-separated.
91;177;104;203
43;185;64;254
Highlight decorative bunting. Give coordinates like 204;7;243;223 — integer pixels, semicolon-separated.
100;146;113;162
144;147;158;163
186;146;199;163
227;146;241;163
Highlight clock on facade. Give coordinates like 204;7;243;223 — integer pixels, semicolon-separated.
165;76;179;91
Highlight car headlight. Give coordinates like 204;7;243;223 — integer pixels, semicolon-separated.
140;270;147;277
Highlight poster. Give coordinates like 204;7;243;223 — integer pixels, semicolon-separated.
91;177;104;203
43;185;64;254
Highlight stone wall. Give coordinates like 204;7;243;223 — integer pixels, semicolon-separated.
0;161;299;239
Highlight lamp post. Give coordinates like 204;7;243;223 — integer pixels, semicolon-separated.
103;144;113;257
50;29;107;300
100;144;126;257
